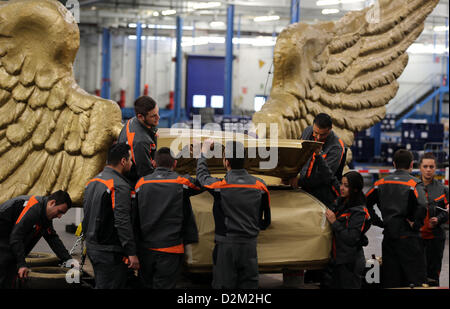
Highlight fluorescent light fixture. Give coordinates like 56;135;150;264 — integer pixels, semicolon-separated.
162;9;176;16
407;43;449;55
193;2;221;10
254;96;266;112
128;23;137;28
211;95;224;108
253;15;280;22
210;21;225;28
317;0;364;5
322;8;340;14
153;11;160;17
434;26;449;32
193;95;207;108
141;24;147;29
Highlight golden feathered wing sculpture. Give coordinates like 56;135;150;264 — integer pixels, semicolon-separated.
0;0;122;205
252;0;439;147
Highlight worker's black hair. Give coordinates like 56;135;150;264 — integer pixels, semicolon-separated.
155;147;175;168
107;143;131;166
313;113;333;129
223;141;245;169
393;149;414;170
419;152;437;166
134;96;157;117
48;190;72;209
342;171;365;207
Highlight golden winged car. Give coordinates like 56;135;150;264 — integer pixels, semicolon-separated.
157;128;332;271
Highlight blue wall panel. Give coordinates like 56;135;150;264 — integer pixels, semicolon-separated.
186;55;225;117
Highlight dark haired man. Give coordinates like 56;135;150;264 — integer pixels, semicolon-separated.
0;190;73;288
118;96;160;184
366;149;427;288
418;152;449;286
134;147;202;288
196;140;271;289
83;143;139;289
287;113;346;208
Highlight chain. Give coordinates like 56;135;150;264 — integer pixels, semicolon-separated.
69;234;84;255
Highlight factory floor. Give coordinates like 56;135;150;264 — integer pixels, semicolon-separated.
32;198;449;289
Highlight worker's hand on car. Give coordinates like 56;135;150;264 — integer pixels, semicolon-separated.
429;217;438;228
128;255;140;270
201;139;214;154
325;209;336;224
18;267;30;279
288;176;299;189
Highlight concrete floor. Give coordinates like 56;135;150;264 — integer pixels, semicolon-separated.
32;202;449;289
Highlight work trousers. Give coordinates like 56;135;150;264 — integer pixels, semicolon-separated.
87;249;129;289
0;247;16;289
423;237;446;285
138;249;183;289
331;249;365;289
381;237;426;288
212;241;259;289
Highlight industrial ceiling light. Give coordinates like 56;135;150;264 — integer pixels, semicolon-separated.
253;15;280;22
434;25;449;32
321;8;340;14
162;9;176;16
210;21;225;28
316;0;364;5
128;23;137;28
153;11;160;17
192;2;221;10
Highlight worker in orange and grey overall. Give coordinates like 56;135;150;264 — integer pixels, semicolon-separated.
0;191;73;288
118;96;160;185
366;149;427;288
134;147;202;289
418;152;449;287
82;143;140;289
196;140;271;289
325;171;371;289
287;113;346;208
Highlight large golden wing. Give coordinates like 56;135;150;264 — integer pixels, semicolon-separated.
252;0;439;147
0;0;122;205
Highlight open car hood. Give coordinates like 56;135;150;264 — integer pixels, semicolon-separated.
156;128;322;181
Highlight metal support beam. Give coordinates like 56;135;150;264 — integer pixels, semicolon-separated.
174;16;183;122
135;22;142;100
101;28;111;99
371;122;381;157
224;4;235;116
290;0;300;23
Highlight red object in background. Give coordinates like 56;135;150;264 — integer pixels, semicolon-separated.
95;89;100;97
166;91;174;110
443;75;447;87
144;84;149;96
118;89;126;108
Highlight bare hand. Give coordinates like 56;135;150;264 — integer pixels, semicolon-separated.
406;219;414;228
289;176;300;189
429;217;438;228
325;209;336;224
18;267;30;279
128;255;140;270
201;139;214;154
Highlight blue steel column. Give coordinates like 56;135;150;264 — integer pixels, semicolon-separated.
372;122;381;157
174;16;183;122
135;22;142;100
290;0;300;23
101;28;111;99
224;4;234;116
